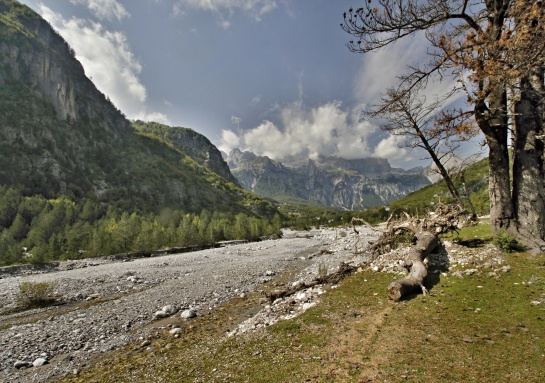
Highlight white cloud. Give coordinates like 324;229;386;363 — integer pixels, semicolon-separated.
374;135;408;162
231;115;242;128
219;129;241;152
37;4;165;123
354;33;432;106
354;32;462;108
133;111;171;125
220;101;377;159
70;0;130;21
174;0;277;22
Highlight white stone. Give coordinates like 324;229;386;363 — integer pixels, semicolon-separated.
162;305;179;315
32;358;47;367
153;310;168;319
295;292;308;302
180;309;196;319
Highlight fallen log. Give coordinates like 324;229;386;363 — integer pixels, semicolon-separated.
266;262;355;302
386;230;438;301
383;203;468;301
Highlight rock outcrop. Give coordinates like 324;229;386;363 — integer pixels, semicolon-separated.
0;1;264;214
227;148;431;209
133;121;240;186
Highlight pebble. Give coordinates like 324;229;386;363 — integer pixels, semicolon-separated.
14;361;30;369
180;309;197;319
169;328;183;335
32;358;47;367
162;305;179;315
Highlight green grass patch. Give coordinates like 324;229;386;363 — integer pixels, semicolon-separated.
16;280;57;309
441;218;493;246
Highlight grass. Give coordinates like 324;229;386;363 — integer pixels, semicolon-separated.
59;224;545;383
16;280;57;309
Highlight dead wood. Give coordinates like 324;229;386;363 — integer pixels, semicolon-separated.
376;203;469;301
266;204;469;304
386;230;438;300
266;262;355;302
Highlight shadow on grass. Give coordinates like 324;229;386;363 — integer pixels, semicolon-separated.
456;238;488;248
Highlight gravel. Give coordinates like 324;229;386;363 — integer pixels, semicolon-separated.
0;226;379;382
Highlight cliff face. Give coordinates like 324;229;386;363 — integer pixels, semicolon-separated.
0;1;128;134
227;148;431;209
0;1;267;214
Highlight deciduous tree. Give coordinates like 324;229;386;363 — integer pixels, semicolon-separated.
342;0;545;253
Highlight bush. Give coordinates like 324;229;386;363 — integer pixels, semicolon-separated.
17;281;57;308
493;230;525;253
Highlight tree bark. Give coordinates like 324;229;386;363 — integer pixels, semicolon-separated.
387;230;438;301
512;70;545;254
475;87;514;235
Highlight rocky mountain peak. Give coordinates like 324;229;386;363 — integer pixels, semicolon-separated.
225;149;431;209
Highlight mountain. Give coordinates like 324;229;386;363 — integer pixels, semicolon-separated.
227;148;431;210
0;0;271;215
132;121;240;187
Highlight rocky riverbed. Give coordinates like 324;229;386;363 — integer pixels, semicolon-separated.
0;224;512;383
0;227;380;383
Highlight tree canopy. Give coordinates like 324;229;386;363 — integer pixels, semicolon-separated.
343;0;545;253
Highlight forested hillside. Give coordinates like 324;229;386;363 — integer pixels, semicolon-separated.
0;0;280;265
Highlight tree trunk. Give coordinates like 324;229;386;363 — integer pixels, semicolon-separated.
415;125;465;207
387;230;438;301
512;70;545;254
460;172;477;219
475;87;514;235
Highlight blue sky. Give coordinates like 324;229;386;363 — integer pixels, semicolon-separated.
18;0;481;169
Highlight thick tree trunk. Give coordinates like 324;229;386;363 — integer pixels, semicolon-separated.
512;71;545;254
475;88;515;235
387;230;439;301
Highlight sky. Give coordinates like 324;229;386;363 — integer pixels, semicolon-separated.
18;0;483;169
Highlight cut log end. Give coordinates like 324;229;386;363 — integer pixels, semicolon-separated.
387;281;403;301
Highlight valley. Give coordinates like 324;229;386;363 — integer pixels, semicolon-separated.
0;226;379;382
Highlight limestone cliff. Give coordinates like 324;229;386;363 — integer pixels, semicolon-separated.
227;148;431;209
0;1;270;215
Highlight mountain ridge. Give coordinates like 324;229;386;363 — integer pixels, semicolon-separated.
226;148;431;209
0;0;273;215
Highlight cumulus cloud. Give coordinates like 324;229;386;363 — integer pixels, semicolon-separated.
70;0;130;21
219;101;377;159
174;0;277;22
38;4;167;124
374;134;408;162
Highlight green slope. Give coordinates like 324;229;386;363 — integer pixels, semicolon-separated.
390;158;490;215
0;0;281;265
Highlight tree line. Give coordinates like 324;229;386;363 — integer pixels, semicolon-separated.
0;186;282;266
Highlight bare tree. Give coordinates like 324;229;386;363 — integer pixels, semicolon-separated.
342;0;545;253
367;81;479;213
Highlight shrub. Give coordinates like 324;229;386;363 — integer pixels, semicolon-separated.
17;281;57;308
493;230;525;253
